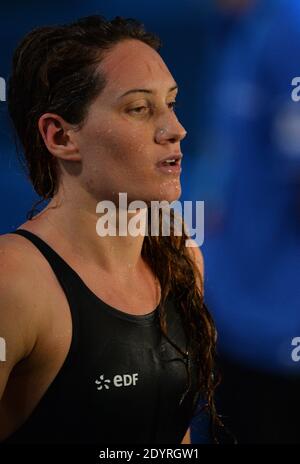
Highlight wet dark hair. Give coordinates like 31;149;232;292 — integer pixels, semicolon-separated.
7;15;223;442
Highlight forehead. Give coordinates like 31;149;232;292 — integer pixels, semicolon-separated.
98;39;175;97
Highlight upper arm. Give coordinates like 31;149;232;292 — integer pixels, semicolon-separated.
0;238;38;401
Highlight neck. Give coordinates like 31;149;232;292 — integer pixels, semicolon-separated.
25;186;148;277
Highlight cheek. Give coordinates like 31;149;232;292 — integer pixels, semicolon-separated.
77;114;153;171
100;127;151;167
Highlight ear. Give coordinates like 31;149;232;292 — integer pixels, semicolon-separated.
38;113;81;161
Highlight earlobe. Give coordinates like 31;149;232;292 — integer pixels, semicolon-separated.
38;113;82;162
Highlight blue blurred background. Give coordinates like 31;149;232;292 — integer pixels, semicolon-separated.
1;0;300;443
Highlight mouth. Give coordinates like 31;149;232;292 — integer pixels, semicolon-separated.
156;154;182;175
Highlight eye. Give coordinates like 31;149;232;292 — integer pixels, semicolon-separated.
128;106;150;115
168;101;177;111
127;101;177;116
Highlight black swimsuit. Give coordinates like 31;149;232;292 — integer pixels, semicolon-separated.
3;229;200;444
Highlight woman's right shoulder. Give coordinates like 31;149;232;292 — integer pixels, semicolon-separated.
0;232;50;319
0;231;45;274
0;231;35;257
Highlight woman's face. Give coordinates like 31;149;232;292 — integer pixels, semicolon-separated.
73;39;187;204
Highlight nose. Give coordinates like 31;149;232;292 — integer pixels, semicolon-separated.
154;113;187;144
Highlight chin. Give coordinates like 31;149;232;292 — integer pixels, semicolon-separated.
126;180;182;205
156;181;182;203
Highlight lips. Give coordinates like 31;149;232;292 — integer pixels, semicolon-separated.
156;153;182;175
156;153;183;167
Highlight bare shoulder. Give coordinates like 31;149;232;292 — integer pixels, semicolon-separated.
0;230;50;305
0;232;38;260
0;231;53;274
0;233;46;298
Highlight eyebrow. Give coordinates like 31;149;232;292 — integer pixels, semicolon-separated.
118;84;178;99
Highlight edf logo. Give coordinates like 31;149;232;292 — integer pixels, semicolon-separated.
95;373;139;391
